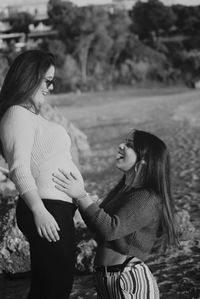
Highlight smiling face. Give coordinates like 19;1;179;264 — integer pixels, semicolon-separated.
32;65;55;109
116;141;137;173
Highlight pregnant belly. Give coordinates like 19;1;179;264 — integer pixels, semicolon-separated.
35;157;81;202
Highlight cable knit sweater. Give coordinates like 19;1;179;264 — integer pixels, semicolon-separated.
81;188;161;261
0;105;81;201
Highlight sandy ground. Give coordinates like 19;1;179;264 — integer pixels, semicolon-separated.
1;87;200;299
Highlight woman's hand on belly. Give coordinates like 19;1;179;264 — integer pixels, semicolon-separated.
52;168;85;199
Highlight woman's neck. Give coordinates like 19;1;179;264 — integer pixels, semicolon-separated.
125;169;135;187
20;103;39;115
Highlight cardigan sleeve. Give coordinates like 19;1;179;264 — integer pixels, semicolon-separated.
0;106;38;195
80;189;159;241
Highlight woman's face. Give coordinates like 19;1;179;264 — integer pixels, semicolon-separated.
116;141;137;172
32;65;55;108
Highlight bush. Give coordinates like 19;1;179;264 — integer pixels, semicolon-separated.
55;54;81;93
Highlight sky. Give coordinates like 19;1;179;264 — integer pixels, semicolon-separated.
162;0;200;5
0;0;200;7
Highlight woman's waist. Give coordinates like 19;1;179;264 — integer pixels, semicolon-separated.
94;246;128;267
35;156;80;178
34;160;80;187
37;186;73;203
34;156;79;172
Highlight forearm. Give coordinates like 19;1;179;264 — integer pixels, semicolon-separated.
74;192;94;211
75;191;156;241
21;189;46;214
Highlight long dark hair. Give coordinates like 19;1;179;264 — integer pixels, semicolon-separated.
0;49;55;120
106;129;179;250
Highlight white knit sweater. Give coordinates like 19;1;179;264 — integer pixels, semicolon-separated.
0;105;81;202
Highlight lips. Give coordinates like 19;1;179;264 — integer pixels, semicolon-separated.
116;151;125;160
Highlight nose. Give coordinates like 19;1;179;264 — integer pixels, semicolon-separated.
118;143;125;150
48;84;54;91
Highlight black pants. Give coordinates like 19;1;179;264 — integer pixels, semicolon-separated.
16;198;76;299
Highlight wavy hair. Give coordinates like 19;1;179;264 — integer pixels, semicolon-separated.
0;49;55;119
0;49;55;158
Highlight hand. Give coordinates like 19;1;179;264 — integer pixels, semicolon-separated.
33;207;60;242
52;169;85;199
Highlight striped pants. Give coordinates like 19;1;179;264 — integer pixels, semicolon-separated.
94;257;159;299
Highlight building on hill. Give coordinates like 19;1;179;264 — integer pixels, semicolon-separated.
0;0;137;51
0;0;137;18
0;1;48;19
0;0;55;51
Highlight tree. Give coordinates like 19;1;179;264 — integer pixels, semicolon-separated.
108;10;131;69
73;6;111;84
48;0;80;53
172;5;200;36
48;0;132;88
40;38;66;67
48;1;111;85
8;12;33;34
131;0;177;39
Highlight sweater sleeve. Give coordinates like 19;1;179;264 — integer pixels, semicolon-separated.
80;190;158;241
0;106;38;195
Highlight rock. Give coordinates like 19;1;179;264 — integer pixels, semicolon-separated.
76;239;97;274
0;171;6;182
0;180;17;200
0;196;30;274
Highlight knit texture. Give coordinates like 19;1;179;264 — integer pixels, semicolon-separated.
0;105;81;201
81;189;161;261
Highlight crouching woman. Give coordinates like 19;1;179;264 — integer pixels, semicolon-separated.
52;129;179;299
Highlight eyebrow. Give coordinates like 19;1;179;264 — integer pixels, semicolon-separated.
126;138;133;142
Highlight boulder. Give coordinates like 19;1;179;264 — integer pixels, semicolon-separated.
0;196;30;275
76;239;97;274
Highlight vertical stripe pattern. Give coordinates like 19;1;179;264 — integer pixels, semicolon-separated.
94;257;159;299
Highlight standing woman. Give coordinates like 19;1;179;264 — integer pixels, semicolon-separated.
53;129;179;299
0;50;82;299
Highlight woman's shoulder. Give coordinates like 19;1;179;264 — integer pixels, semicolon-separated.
7;105;36;115
0;105;38;134
127;187;161;205
2;105;37;122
